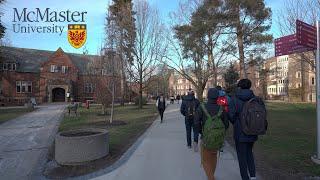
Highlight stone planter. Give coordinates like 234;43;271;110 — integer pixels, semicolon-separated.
55;128;109;165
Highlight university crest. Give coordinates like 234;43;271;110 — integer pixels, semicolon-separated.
68;24;87;49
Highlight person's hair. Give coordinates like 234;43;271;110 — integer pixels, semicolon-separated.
237;79;252;89
216;86;222;90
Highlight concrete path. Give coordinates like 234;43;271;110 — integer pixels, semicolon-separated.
0;104;66;180
92;103;243;180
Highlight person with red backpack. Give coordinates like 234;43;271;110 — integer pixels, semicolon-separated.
180;90;200;151
228;79;267;180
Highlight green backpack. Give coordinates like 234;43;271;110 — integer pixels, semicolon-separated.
201;103;225;150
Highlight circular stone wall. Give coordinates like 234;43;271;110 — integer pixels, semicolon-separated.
55;128;109;165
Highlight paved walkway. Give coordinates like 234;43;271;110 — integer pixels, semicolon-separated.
0;104;66;180
92;103;243;180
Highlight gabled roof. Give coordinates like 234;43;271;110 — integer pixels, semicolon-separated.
0;46;100;73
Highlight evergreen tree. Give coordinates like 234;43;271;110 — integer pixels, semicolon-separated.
225;0;273;78
107;0;136;105
173;0;229;101
224;63;239;93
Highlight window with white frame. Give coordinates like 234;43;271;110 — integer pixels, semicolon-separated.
16;81;32;93
50;65;58;72
62;66;68;73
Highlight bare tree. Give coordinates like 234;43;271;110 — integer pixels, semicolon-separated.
128;0;167;108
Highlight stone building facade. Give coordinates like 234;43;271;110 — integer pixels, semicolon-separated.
264;51;315;102
0;46;120;106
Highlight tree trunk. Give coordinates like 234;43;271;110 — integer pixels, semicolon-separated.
300;57;305;102
236;7;246;79
196;87;204;102
139;69;143;109
110;82;115;124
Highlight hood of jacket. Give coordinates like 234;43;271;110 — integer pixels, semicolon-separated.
207;88;219;104
236;89;255;101
183;94;195;101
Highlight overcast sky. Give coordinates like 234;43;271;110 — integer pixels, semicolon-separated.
0;0;283;55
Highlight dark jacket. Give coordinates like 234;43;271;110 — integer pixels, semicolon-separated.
180;94;200;118
228;89;258;142
194;88;220;133
157;96;166;111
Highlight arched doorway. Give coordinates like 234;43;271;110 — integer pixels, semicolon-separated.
52;88;65;102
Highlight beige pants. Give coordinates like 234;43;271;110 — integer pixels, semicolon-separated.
201;145;218;180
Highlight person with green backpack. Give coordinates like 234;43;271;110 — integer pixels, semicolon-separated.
194;88;228;180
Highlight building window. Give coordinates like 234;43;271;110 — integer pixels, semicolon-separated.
16;81;32;93
50;65;59;73
62;66;68;73
2;63;16;71
311;77;315;85
85;83;95;93
296;71;301;78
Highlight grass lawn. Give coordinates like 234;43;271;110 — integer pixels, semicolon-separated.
0;108;33;124
254;102;320;178
46;104;158;178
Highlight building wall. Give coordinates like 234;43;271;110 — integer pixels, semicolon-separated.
0;71;40;106
264;51;315;102
0;48;120;106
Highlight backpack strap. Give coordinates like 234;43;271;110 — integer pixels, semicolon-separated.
201;103;211;119
200;103;223;120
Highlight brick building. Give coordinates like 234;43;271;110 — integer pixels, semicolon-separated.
0;46;120;106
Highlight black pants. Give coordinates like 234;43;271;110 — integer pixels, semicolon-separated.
235;141;256;180
185;118;199;146
159;109;164;123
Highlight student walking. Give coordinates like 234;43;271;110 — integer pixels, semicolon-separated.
156;94;166;123
194;88;227;180
180;90;200;151
176;94;181;104
228;79;267;180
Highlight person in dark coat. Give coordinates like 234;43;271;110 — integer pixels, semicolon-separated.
194;88;221;180
156;94;166;123
228;79;257;180
180;90;200;151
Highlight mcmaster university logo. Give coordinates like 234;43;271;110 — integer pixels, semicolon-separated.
12;8;88;49
68;24;87;49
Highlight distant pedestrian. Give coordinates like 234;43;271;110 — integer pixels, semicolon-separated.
228;79;267;180
180;90;200;151
176;94;181;104
194;88;228;180
156;94;166;123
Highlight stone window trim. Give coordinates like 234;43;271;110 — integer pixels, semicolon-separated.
16;81;32;93
311;77;315;86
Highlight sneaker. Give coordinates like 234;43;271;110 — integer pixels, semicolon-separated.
250;177;257;180
187;145;192;149
193;142;198;152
